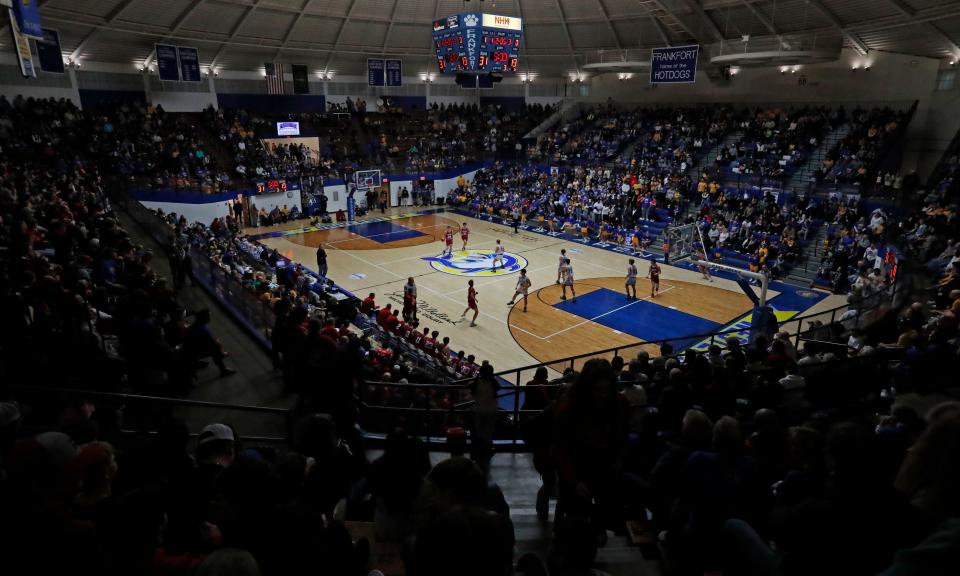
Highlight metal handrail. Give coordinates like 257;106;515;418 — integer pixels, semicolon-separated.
4;385;290;413
458;280;907;386
3;385;295;442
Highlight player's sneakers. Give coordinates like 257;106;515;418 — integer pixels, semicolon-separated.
470;322;477;327
560;295;567;300
506;301;514;306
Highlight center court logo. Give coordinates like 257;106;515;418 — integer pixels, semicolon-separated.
422;249;528;277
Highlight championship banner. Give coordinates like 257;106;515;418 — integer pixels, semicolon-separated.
8;11;35;78
367;58;385;87
650;45;699;84
385;59;402;87
36;28;64;74
11;0;43;39
292;64;309;94
177;46;201;82
155;44;180;81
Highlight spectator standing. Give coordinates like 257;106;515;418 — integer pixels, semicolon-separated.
316;244;328;278
470;362;500;452
552;359;629;545
403;277;418;322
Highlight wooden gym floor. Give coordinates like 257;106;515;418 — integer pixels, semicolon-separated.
251;208;843;378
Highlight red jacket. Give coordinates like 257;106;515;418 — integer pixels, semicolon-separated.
384;314;400;332
361;297;376;315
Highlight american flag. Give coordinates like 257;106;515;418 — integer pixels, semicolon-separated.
265;62;285;94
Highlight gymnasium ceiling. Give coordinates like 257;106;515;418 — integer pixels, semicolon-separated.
4;0;960;77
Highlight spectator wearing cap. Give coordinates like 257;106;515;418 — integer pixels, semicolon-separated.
196;423;236;471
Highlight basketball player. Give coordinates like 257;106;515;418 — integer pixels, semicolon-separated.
461;222;470;251
443;225;454;257
560;258;577;302
625;258;638;300
507;268;532;312
555;248;567;284
403;277;418;322
493;239;505;269
461;279;479;327
648;257;661;298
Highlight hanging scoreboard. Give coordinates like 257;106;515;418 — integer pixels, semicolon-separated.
432;13;522;74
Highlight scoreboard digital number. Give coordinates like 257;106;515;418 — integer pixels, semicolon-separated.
432;13;522;74
256;180;288;194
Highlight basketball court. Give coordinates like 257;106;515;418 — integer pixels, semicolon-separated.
250;208;845;376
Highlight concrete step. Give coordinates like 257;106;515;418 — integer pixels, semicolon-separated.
784;123;852;191
783;277;814;288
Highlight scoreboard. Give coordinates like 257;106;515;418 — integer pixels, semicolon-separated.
432;13;523;74
255;179;300;195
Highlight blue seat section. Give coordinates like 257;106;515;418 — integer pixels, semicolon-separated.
350;221;426;243
553;288;721;349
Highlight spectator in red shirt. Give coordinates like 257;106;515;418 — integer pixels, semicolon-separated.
422;330;438;353
321;319;339;340
405;321;421;343
376;303;393;326
413;327;429;347
361;292;376;316
436;336;451;360
384;309;401;332
449;350;466;375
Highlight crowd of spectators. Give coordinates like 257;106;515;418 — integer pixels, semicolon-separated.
818;107;907;187
692;188;812;279
4;95;960;576
356;103;551;173
0;96;238;396
717;107;831;185
204;106;352;184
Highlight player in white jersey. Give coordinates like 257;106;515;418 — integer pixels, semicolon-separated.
493;239;505;269
555;248;567;284
625;258;638;300
560;258;577;302
507;268;532;312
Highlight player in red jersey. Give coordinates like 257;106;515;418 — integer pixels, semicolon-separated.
461;222;470;250
461;279;479;327
443;225;454;256
648;258;661;298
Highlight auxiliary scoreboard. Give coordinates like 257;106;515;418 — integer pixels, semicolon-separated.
432;13;523;74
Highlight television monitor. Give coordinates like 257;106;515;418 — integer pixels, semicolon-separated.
277;121;300;136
